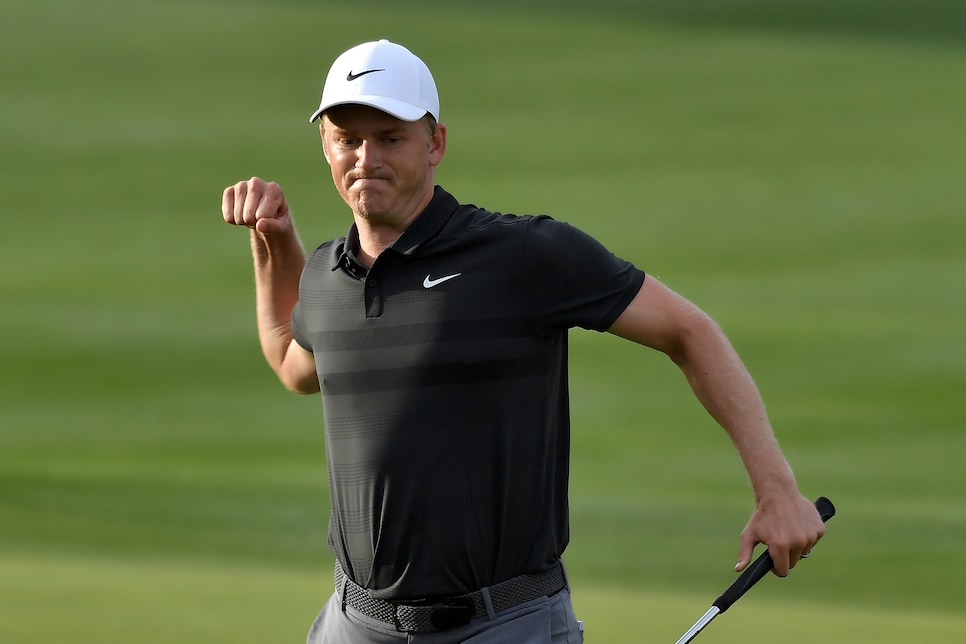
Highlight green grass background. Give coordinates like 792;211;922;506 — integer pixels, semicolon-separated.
2;0;964;641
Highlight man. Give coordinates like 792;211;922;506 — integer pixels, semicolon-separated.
221;39;825;643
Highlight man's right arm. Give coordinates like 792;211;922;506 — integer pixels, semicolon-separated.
222;177;320;394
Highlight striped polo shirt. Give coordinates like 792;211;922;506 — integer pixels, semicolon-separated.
291;186;645;600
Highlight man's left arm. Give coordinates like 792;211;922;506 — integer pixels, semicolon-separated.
608;276;825;576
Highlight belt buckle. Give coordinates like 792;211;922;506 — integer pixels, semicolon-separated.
429;596;475;631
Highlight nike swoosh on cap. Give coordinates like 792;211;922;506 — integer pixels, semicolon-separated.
423;273;462;288
346;69;385;81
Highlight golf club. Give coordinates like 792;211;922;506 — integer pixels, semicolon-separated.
674;496;836;644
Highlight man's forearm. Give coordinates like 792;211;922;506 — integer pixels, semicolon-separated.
250;227;306;372
675;316;798;499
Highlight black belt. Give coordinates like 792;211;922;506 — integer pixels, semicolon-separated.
334;560;567;633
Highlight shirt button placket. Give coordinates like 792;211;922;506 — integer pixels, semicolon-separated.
365;274;383;318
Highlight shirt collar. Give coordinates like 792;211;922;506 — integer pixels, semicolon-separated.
332;224;368;278
388;186;460;256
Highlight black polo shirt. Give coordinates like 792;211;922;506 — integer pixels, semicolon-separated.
291;186;645;600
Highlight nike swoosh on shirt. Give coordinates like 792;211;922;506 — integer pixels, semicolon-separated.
422;273;462;288
346;69;384;81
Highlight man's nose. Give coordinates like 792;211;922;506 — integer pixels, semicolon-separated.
355;140;382;169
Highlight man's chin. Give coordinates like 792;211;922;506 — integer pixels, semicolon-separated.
352;197;390;222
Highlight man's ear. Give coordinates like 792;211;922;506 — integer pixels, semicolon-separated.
321;140;330;164
429;121;447;167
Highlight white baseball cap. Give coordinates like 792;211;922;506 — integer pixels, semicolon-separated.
308;40;439;123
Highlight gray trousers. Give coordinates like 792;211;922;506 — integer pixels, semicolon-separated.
306;583;584;643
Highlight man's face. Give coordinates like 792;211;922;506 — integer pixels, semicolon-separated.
321;104;446;228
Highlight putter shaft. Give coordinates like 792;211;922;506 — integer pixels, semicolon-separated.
674;606;719;644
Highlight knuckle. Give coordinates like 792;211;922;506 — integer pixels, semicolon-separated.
266;182;283;201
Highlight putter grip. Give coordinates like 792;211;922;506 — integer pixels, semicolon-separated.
712;497;835;614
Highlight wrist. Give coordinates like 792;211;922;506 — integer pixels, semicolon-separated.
751;468;799;505
250;226;303;267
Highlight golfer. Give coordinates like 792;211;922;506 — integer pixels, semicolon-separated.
221;39;825;643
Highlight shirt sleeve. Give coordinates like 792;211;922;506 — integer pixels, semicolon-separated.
523;215;645;332
290;300;313;352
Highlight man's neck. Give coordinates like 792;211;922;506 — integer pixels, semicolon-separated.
352;185;436;267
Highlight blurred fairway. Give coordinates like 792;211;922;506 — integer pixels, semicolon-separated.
2;0;964;641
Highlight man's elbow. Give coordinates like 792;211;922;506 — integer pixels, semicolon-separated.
664;310;724;368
